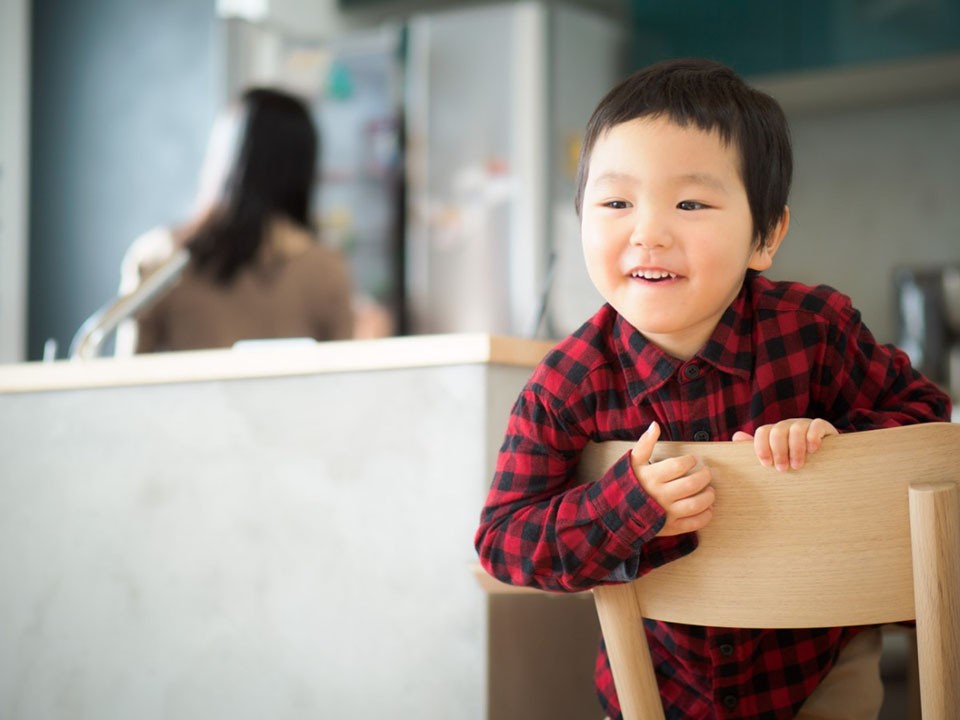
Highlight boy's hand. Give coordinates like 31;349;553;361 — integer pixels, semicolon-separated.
732;418;838;471
630;422;715;537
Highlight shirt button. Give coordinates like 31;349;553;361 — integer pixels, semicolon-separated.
683;364;700;379
720;643;734;657
693;430;710;442
723;694;738;709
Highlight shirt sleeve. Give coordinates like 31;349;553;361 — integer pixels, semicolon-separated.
474;380;697;593
818;301;952;430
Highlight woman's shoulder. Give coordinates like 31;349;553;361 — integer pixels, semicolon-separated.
119;226;178;293
261;219;350;298
266;217;314;257
288;239;350;281
261;218;342;269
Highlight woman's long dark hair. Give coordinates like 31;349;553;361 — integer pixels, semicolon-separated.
188;87;319;284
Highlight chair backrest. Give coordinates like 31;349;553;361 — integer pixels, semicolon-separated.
579;423;960;720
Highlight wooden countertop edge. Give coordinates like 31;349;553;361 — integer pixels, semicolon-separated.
0;334;556;394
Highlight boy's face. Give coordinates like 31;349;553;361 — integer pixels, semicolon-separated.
580;116;783;360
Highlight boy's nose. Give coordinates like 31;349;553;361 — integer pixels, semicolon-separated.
629;213;671;249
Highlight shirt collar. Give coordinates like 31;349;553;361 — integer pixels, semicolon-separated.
612;279;756;401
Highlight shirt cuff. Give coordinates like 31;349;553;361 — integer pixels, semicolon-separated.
587;449;668;547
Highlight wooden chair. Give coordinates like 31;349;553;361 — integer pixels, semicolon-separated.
574;422;960;719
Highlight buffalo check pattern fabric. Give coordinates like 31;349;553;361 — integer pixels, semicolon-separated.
475;272;951;719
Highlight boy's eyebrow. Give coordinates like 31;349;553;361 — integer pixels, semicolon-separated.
590;170;639;186
677;172;729;192
590;171;730;192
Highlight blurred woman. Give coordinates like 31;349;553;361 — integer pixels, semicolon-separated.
115;87;354;354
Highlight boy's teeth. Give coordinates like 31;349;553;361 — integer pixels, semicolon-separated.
633;270;677;280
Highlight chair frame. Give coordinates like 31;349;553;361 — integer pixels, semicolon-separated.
576;423;960;719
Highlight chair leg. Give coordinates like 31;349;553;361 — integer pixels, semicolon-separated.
908;482;960;719
593;582;665;720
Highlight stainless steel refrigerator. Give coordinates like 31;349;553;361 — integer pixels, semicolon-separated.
403;1;624;338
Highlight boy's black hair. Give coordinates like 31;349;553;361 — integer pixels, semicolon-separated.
574;58;792;247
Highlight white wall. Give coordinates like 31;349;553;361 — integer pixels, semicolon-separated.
770;95;960;344
0;0;29;362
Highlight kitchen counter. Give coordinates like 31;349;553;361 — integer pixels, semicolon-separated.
0;334;605;720
0;333;554;393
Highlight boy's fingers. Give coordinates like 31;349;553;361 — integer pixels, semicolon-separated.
646;455;701;489
768;425;792;471
788;422;809;469
657;465;711;504
753;426;774;467
663;505;714;536
630;422;660;480
806;418;838;452
731;431;753;442
631;421;660;465
670;494;713;522
749;418;838;472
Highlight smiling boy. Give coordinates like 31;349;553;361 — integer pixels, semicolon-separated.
475;59;950;719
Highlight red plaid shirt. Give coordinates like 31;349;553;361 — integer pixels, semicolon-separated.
475;273;951;719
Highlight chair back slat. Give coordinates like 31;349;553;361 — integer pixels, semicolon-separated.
581;423;960;628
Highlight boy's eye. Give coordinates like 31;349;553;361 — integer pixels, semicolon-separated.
678;200;707;211
603;200;630;209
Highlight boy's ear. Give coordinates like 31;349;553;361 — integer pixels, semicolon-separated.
748;206;790;272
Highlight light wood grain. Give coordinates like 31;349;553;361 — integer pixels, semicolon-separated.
470;563;592;599
586;422;960;720
471;563;548;596
592;581;665;720
909;482;960;718
585;423;959;628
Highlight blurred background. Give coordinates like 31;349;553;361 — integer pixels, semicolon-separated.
1;0;958;395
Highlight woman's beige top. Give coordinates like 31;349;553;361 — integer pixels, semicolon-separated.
116;218;353;354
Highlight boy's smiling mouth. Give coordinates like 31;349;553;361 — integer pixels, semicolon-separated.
630;268;680;282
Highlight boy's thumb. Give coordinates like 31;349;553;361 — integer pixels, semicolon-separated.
633;421;660;464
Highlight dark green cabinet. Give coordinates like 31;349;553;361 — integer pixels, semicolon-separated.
629;0;960;77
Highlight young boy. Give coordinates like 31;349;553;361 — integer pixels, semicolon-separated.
474;58;951;719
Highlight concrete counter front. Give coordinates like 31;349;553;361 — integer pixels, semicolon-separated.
0;335;601;720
